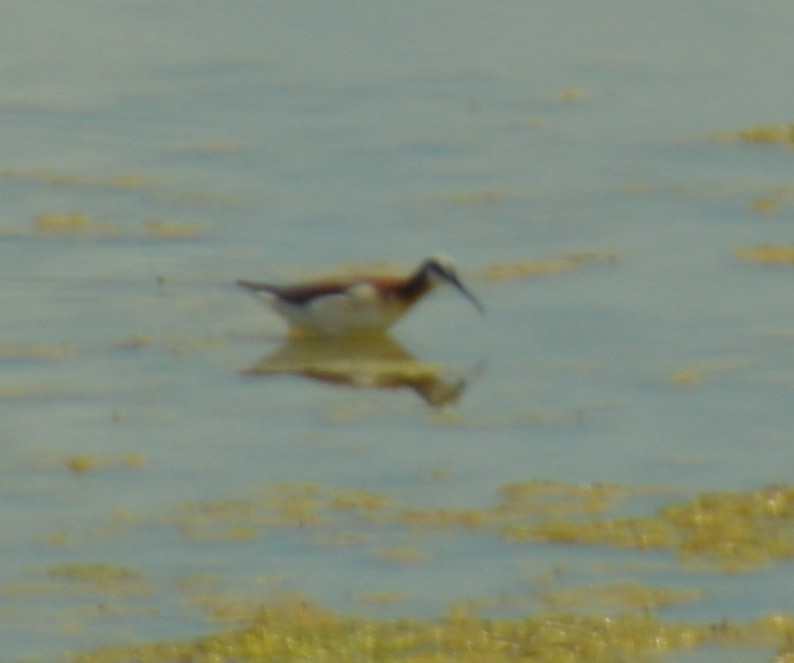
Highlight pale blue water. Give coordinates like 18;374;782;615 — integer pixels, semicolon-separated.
2;2;794;660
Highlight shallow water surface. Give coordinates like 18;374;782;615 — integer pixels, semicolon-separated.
2;2;794;661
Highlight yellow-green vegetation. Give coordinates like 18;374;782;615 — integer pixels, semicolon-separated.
176;483;395;542
503;485;794;571
142;218;203;239
0;167;237;206
373;546;427;564
662;488;794;568
64;452;146;474
736;123;794;147
73;596;794;663
749;196;784;213
47;563;143;585
1;168;164;191
32;212;204;239
33;212;116;235
168;481;794;571
355;590;409;605
0;211;205;240
665;357;749;388
479;252;617;282
29;481;793;661
736;244;794;265
711;122;794;147
6;563;150;598
553;86;587;103
496;480;639;517
535;582;704;612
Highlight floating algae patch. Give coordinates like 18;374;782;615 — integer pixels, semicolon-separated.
660;487;794;569
51;481;794;661
71;596;794;663
6;564;150;599
1;167;238;206
328;487;396;513
64;453;146;475
733;123;794;147
394;506;488;530
665;357;749;388
1;168;166;191
710;122;794;148
174;483;397;542
142;218;202;239
0;212;205;240
749;196;784;213
261;483;395;526
176;499;268;543
167;480;794;571
373;546;428;565
535;582;704;612
503;485;794;571
34;212;116;236
142;480;794;572
736;244;794;265
355;590;410;606
47;563;143;586
479;251;618;282
496;480;644;519
551;85;588;103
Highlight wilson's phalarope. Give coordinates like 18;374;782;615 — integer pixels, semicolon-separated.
237;254;484;336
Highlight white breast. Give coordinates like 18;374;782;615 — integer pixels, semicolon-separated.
268;283;406;336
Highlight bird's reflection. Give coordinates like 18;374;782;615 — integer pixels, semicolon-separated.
243;333;466;407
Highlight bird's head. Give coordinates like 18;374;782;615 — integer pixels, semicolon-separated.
421;254;484;314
